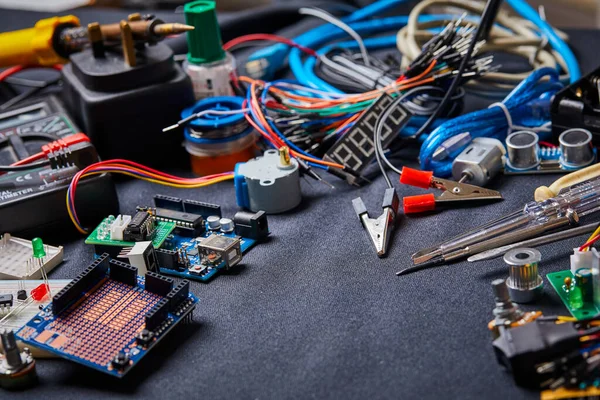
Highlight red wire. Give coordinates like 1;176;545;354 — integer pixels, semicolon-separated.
222;34;319;57
68;160;234;213
580;235;600;251
0;64;63;83
1;64;65;168
539;141;557;148
0;65;25;82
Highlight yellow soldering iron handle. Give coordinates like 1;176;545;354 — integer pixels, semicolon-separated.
0;15;80;68
534;163;600;201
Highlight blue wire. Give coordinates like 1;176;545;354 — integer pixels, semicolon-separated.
247;81;328;163
247;0;410;79
506;0;580;82
301;35;399;93
307;161;328;170
419;67;564;177
289;16;413;91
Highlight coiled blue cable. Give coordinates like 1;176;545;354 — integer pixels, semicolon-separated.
247;0;410;79
419;67;564;177
506;0;580;82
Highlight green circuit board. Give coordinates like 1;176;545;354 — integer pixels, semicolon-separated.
547;270;599;320
85;216;176;248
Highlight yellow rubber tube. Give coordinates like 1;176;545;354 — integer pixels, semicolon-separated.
534;163;600;201
0;15;80;67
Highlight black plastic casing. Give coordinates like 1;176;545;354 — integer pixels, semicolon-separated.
492;320;580;388
60;44;195;166
0;142;119;236
551;65;600;143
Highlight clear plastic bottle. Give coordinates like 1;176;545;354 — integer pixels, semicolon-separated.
183;1;235;100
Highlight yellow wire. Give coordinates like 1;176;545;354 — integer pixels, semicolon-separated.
66;170;234;234
97;163;234;185
584;225;600;251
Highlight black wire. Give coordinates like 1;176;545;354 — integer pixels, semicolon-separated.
374;86;454;180
374;118;394;188
0;160;50;171
413;0;504;138
372;86;444;187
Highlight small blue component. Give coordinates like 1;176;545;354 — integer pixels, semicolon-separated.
504;147;597;174
234;162;250;209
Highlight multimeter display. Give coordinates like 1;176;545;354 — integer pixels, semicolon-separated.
0;95;119;235
0;96;78;166
0;105;47;131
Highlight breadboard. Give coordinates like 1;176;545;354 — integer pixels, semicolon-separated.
0;279;69;358
0;234;63;279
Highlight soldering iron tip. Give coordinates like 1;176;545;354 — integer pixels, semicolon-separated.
153;23;195;36
178;24;195;32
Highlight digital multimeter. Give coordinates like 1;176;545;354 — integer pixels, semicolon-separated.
0;95;119;236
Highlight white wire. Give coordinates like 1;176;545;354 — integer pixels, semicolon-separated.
163;109;251;132
299;7;371;66
193;109;250;118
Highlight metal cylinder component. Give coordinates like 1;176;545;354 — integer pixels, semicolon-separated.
452;137;505;187
504;248;543;303
559;128;594;168
506;131;540;170
0;331;37;389
219;218;235;233
575;267;594;302
492;278;510;301
207;215;221;230
491;278;523;326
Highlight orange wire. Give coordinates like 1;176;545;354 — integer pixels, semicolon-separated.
264;60;439;109
245;99;344;169
239;61;439;109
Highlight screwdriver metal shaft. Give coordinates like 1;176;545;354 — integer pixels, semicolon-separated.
467;222;598;262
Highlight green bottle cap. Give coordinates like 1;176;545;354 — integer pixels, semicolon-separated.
32;237;46;259
184;1;225;65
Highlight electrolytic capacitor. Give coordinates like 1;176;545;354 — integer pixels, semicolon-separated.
575;267;593;302
219;218;234;233
207;216;221;230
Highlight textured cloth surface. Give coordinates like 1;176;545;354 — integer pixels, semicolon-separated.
2;6;600;400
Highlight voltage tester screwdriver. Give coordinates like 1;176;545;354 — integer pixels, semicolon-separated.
401;163;600;275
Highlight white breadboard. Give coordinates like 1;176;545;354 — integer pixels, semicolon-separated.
0;280;70;358
0;234;63;280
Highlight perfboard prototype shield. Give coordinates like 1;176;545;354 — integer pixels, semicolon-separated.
16;254;198;377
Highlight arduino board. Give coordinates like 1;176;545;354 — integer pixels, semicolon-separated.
16;254;198;377
87;195;270;283
158;229;256;282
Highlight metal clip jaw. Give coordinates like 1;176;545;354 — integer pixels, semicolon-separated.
352;188;399;257
431;177;503;203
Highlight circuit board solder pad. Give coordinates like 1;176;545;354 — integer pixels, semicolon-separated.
17;254;198;377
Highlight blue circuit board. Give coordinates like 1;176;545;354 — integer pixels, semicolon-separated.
17;264;198;378
505;147;597;174
159;230;257;282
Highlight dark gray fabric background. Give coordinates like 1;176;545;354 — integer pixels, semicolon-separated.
2;5;600;400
